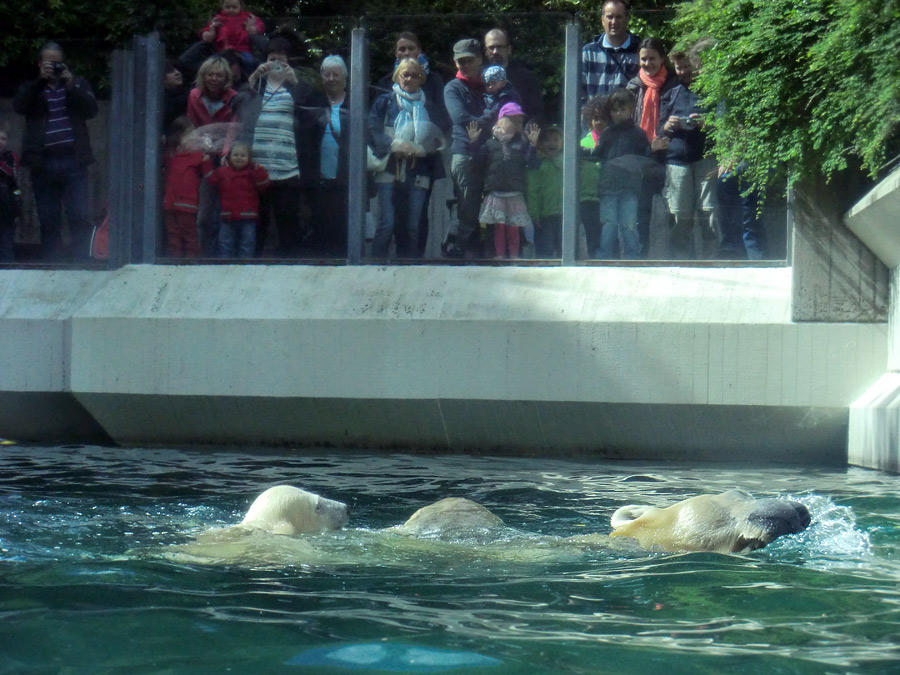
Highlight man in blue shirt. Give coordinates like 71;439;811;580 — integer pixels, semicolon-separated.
582;0;641;100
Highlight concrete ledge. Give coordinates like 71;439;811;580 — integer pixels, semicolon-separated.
0;265;888;460
845;165;900;269
0;392;111;443
75;393;849;464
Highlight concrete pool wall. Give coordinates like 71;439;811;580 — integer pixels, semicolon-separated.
0;264;888;464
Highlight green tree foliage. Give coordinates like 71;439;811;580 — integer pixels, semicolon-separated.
673;0;900;190
4;0;217;94
3;1;676;99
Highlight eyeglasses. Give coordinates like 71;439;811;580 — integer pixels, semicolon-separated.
400;72;421;79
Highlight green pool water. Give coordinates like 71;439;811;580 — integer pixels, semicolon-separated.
1;446;898;674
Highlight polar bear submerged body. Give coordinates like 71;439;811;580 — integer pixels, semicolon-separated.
390;497;506;539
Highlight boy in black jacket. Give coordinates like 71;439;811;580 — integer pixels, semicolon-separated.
592;88;651;259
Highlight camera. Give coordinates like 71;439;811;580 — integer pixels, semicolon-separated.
51;62;66;75
270;63;284;73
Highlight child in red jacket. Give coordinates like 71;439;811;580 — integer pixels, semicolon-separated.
199;0;265;72
204;141;269;258
162;117;204;258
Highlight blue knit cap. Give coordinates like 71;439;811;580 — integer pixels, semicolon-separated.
482;65;507;85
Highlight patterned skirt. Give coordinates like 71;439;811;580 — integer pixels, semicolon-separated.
478;191;533;228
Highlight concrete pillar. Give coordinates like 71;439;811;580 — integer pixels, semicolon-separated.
845;165;900;471
792;178;889;323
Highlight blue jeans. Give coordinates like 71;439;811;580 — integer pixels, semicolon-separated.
0;220;14;262
598;190;641;259
218;219;256;258
718;164;767;260
534;214;562;259
581;200;602;259
31;154;92;261
372;176;429;258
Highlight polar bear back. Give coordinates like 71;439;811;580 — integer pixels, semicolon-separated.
391;497;505;538
241;485;349;535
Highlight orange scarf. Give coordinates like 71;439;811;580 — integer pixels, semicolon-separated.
638;65;668;142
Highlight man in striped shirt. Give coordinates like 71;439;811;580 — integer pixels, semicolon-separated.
581;0;641;100
13;42;97;261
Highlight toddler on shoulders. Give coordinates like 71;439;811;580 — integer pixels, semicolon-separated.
199;0;265;71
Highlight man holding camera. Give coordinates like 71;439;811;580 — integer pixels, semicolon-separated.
13;41;98;261
657;49;719;260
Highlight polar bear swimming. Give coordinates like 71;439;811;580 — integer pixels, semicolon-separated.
607;489;811;553
165;486;350;565
240;485;350;535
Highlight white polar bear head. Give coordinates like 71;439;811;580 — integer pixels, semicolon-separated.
240;485;350;535
391;497;505;538
610;489;811;554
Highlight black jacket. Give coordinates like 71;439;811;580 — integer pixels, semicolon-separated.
305;90;351;187
475;133;537;194
13;76;98;170
657;83;709;166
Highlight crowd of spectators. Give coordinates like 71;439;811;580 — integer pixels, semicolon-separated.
3;0;770;263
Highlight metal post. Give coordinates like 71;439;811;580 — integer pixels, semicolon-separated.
108;49;135;268
561;20;581;266
347;25;369;264
141;35;165;264
785;186;794;263
131;37;149;263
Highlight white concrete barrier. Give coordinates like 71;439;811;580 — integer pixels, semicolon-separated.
1;264;886;462
846;164;900;472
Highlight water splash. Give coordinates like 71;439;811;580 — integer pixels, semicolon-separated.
796;495;872;555
762;494;874;571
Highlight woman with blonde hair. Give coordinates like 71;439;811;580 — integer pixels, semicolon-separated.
186;55;238;254
186;56;237;128
367;57;445;258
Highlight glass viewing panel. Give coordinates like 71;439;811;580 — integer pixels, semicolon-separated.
0;11;789;268
2;36;112;267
